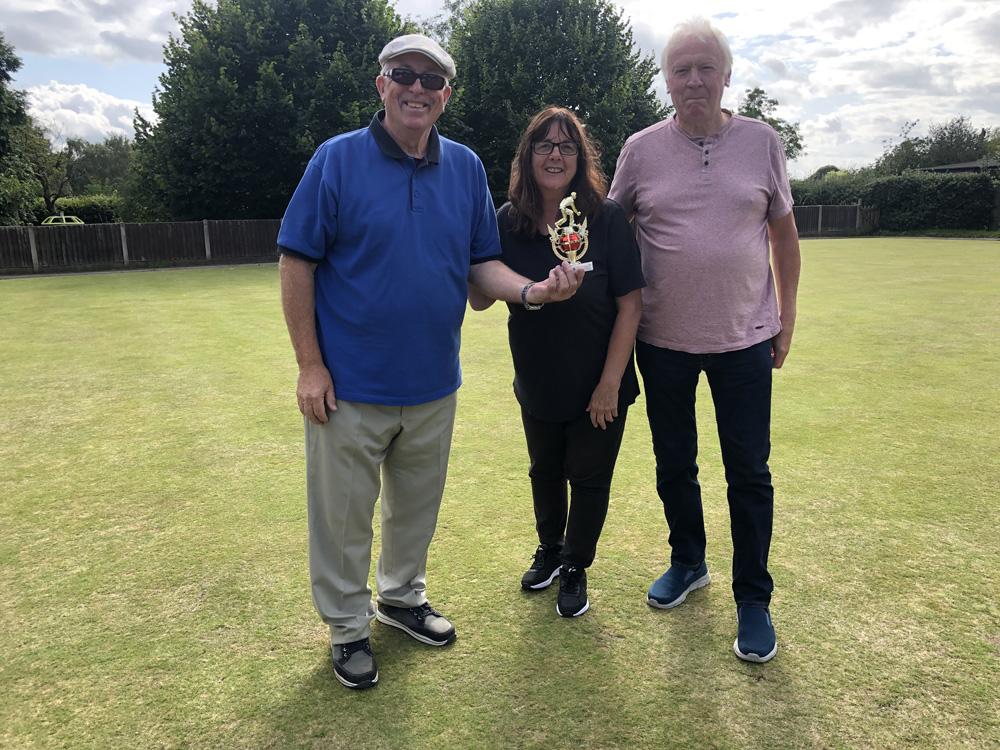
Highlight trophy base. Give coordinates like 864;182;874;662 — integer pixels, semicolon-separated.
572;262;593;272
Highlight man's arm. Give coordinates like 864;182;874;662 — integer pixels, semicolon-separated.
467;259;584;308
587;289;642;429
767;210;801;369
279;253;337;424
467;281;496;311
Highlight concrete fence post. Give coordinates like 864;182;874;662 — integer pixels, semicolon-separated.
203;219;212;260
120;224;129;265
817;205;824;236
27;225;39;272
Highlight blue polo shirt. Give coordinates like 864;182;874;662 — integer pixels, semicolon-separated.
278;112;502;406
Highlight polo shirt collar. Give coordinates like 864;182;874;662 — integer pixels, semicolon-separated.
672;109;735;143
369;110;441;165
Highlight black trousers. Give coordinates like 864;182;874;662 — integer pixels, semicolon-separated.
520;405;630;568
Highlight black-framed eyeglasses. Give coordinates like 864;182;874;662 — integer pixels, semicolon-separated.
531;140;579;155
383;68;448;91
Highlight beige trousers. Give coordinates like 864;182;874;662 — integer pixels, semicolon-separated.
304;393;457;644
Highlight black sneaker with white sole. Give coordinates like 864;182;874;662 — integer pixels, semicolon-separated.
521;543;563;590
332;637;378;689
556;565;589;617
375;602;457;646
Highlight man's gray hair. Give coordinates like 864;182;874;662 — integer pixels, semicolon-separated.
661;17;733;78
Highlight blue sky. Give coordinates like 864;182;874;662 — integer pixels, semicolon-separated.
4;0;1000;178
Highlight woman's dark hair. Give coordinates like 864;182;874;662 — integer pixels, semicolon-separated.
507;106;608;241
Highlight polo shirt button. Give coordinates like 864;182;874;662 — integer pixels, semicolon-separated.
415;191;420;196
699;141;704;147
704;150;709;154
704;160;709;166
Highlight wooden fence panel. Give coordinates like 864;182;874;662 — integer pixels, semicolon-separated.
207;219;281;260
0;206;883;274
793;204;879;236
793;206;820;234
822;205;858;233
124;222;205;262
859;207;880;233
34;223;123;268
0;227;32;269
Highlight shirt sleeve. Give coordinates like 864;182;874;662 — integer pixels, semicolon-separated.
608;141;638;218
767;131;794;219
276;150;339;261
469;156;503;264
604;200;646;298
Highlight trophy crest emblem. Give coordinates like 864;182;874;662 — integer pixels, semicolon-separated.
547;192;591;268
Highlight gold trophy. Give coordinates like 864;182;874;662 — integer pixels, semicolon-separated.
547;192;593;272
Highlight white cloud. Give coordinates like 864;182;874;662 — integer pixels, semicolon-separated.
393;0;448;22
3;0;184;63
26;82;157;141
6;0;999;175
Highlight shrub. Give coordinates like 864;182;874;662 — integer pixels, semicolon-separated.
33;194;123;224
791;170;873;206
859;172;995;231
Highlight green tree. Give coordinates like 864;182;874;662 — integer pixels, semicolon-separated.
807;164;840;181
875;115;999;174
0;32;26;162
445;0;669;205
736;87;804;162
17;120;74;216
987;129;1000;160
0;32;34;225
923;115;998;167
67;134;133;195
0;155;33;225
130;0;409;221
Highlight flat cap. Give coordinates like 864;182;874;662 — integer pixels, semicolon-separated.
379;34;456;80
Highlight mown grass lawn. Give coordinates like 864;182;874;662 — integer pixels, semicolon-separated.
1;238;998;749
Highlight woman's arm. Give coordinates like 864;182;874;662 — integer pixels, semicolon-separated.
586;288;643;429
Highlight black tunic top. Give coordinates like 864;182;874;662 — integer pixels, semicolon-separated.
499;198;646;422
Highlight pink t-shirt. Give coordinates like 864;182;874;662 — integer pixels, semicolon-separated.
609;113;793;354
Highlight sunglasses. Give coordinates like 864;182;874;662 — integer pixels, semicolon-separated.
383;68;448;91
531;140;580;156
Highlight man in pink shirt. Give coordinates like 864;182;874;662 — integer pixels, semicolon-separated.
609;17;800;663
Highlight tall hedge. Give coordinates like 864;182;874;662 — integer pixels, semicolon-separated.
790;172;870;206
858;172;996;231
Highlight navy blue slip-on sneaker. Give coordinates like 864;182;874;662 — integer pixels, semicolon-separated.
647;561;711;609
734;606;777;663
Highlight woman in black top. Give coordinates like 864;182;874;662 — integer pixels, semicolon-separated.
469;107;644;617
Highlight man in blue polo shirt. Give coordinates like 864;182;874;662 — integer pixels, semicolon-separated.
278;34;583;690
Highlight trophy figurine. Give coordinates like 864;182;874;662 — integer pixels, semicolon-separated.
547;192;593;272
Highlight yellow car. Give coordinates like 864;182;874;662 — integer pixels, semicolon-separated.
41;215;85;225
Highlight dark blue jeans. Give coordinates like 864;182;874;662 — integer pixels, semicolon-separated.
636;339;774;607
